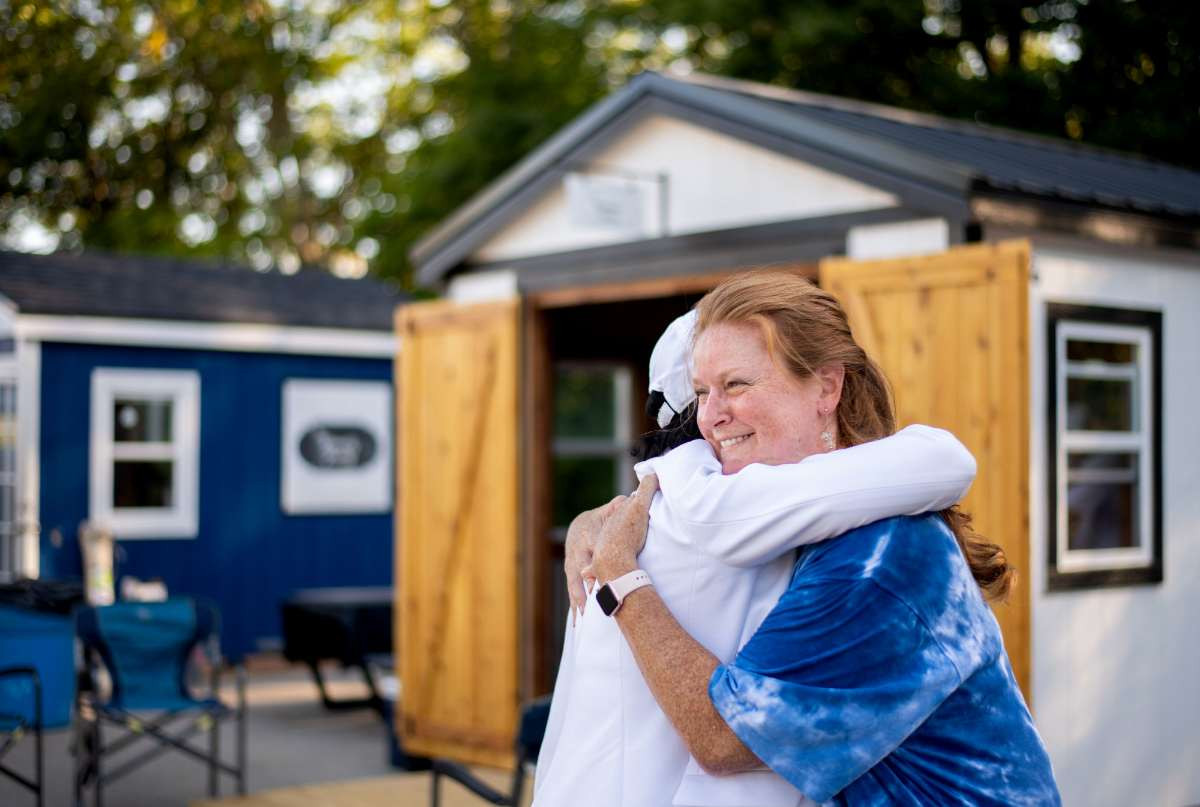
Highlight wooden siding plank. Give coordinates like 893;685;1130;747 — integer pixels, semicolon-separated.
820;240;1032;702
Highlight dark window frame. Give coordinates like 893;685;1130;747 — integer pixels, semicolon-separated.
549;361;635;536
1046;303;1163;591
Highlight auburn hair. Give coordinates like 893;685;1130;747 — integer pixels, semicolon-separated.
694;271;1013;601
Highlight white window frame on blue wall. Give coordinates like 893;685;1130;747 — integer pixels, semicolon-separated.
90;368;200;539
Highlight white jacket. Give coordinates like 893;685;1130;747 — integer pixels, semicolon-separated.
533;425;976;807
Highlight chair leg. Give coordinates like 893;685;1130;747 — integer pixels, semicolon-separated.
34;724;44;807
33;671;44;807
510;761;526;807
92;714;103;807
209;653;220;797
430;769;441;807
237;664;247;795
208;710;220;797
73;708;84;807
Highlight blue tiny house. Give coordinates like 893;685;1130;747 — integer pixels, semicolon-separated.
0;250;405;659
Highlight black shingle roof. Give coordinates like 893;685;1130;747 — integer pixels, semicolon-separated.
0;250;405;330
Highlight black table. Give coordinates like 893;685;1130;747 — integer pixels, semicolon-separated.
280;586;393;712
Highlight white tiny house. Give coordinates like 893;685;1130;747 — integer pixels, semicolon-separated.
395;71;1200;806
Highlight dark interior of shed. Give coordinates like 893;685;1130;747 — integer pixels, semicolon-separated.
537;291;705;685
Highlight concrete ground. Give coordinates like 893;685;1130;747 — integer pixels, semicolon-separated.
0;661;525;807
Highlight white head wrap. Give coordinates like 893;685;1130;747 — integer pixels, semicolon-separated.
647;309;698;429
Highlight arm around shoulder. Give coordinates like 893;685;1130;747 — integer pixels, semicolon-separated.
652;425;977;567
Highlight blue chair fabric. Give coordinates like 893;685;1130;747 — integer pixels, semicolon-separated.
0;605;74;728
74;599;246;807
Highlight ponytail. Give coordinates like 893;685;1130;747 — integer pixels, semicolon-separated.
941;507;1015;602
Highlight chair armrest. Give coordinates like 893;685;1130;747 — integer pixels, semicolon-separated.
0;666;38;682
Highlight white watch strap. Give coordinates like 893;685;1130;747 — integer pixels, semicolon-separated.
607;569;652;605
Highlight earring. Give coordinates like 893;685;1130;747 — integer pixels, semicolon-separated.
818;408;834;450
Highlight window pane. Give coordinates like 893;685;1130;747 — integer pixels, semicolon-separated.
1067;452;1135;470
1066;453;1139;485
114;399;173;443
1066;378;1133;431
1067;479;1137;551
113;461;174;508
552;456;617;527
1066;339;1136;364
554;369;615;439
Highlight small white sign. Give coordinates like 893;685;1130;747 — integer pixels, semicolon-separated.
281;379;392;514
565;172;648;234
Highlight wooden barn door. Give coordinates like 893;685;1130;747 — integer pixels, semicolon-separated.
820;240;1032;699
395;298;521;767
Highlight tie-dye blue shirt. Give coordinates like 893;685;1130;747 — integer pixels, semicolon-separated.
709;514;1061;806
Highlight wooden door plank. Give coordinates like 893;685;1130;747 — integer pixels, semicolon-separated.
395;298;522;768
820;240;1032;701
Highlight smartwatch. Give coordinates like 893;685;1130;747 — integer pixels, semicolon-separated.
596;569;653;617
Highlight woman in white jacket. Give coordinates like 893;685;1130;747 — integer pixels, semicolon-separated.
532;309;976;807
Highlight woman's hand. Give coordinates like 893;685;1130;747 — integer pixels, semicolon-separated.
564;495;625;618
586;474;659;584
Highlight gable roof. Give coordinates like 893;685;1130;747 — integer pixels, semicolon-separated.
412;70;1200;286
0;249;406;330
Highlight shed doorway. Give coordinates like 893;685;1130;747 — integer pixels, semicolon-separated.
531;293;707;688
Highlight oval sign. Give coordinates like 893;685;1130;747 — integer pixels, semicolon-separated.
298;425;377;469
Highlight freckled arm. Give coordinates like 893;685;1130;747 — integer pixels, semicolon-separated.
612;586;765;774
588;474;763;774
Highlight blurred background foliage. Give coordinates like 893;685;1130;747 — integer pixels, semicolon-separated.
2;0;1196;288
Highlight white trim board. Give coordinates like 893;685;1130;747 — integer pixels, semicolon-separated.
15;315;398;358
16;339;40;577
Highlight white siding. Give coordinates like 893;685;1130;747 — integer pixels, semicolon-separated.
846;217;949;260
0;294;16;339
447;269;519;303
1028;237;1200;807
472;114;898;263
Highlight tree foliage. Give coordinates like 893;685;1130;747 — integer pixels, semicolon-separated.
1;1;1195;288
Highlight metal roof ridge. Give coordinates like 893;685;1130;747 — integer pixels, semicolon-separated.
646;71;975;189
668;70;1195;173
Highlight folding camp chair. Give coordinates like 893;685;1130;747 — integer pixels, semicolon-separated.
0;666;44;807
73;599;246;807
429;695;551;807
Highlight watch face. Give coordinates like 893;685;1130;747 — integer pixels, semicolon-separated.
596;584;619;616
